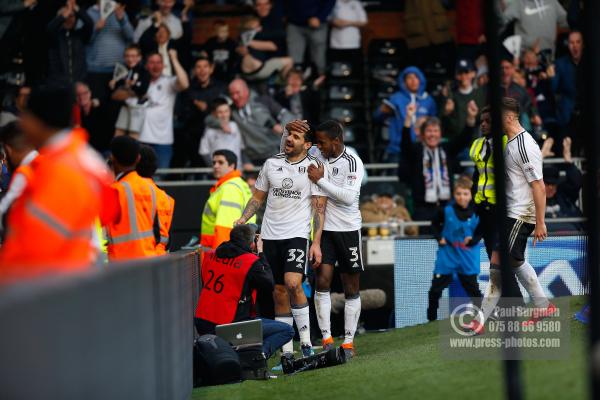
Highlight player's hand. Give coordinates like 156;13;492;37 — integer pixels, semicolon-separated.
307;163;324;183
285;120;310;135
234;217;246;226
309;243;322;269
438;238;447;246
533;223;547;246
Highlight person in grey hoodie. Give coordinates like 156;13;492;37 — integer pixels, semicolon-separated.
500;0;568;57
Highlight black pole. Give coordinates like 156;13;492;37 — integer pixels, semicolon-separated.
582;1;600;398
483;2;522;400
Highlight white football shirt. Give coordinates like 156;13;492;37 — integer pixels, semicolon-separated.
312;146;364;231
255;153;322;240
505;130;543;224
139;76;178;145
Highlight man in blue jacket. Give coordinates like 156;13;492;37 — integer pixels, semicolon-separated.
374;66;437;163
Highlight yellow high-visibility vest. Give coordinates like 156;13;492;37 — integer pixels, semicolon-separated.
469;135;508;205
201;173;255;249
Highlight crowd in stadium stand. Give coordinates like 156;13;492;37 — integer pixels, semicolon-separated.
0;0;585;231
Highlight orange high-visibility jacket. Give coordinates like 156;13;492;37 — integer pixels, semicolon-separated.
0;129;119;281
146;179;175;255
107;171;160;260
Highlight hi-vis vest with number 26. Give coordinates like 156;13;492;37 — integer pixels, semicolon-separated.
469;135;508;205
195;250;258;325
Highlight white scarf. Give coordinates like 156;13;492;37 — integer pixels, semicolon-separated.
423;146;451;203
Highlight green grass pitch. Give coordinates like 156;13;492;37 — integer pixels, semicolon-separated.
193;296;587;400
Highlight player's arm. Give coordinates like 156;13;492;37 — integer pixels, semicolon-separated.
307;163;359;206
531;179;547;246
309;195;327;268
235;189;267;225
520;142;547;245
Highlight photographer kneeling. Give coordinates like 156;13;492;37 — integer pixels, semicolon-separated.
195;224;294;359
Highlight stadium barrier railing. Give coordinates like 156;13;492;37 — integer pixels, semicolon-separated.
154;157;585;187
0;251;201;400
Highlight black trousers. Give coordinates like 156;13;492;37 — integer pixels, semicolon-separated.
427;273;482;321
475;202;524;300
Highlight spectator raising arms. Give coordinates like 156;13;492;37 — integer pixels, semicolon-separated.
134;0;182;43
399;101;478;225
47;0;94;84
138;50;189;169
441;58;487;141
374;66;438;163
140;23;176;76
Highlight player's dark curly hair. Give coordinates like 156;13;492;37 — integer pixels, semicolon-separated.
316;120;344;140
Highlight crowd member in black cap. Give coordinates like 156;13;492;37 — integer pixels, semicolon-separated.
440;58;487;142
541;137;583;232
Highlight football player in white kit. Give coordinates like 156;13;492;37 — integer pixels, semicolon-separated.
236;121;327;359
465;97;555;335
304;120;365;359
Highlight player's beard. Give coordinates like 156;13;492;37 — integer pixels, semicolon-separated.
284;142;303;158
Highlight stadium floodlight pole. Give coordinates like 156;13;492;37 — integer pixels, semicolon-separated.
483;2;523;400
583;1;600;398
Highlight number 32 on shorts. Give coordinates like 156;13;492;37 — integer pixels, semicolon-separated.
287;249;305;263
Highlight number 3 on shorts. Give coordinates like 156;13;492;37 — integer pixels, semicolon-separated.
287;249;305;263
349;247;359;262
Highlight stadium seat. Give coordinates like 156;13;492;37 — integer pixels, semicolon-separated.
368;39;407;60
328;85;357;101
330;62;353;78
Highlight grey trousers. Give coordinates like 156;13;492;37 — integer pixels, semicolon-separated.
286;23;328;74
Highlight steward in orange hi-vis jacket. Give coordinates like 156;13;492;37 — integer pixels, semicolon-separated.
0;84;119;282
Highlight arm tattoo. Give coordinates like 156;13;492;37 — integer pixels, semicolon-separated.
312;197;326;234
242;198;261;221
